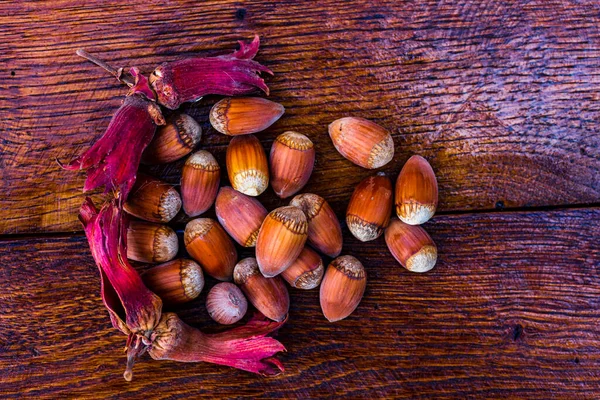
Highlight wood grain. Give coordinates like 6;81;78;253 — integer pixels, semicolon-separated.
1;208;599;398
1;0;599;234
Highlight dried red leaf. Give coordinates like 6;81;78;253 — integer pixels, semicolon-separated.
79;198;163;381
150;35;273;110
80;197;162;335
79;200;130;336
149;312;286;376
63;71;165;200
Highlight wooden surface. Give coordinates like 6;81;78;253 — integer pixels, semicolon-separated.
1;0;600;234
0;0;599;398
1;209;599;398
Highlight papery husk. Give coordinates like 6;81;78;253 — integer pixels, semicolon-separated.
79;198;163;381
150;35;273;110
149;312;286;376
63;69;165;200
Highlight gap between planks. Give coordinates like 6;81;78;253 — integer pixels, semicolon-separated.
0;203;598;242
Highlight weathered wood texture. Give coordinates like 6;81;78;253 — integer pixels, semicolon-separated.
1;208;599;398
1;1;600;398
1;0;599;234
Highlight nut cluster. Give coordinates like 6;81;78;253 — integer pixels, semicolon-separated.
69;36;444;382
69;37;299;381
327;117;440;273
122;100;440;330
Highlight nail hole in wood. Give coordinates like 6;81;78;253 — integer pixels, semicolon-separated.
236;9;247;21
513;324;523;341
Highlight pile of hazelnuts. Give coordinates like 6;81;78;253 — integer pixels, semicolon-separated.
124;96;439;326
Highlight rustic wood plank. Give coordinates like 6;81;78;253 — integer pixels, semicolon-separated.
1;0;599;234
1;208;598;398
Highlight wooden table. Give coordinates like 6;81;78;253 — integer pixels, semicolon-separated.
1;1;599;398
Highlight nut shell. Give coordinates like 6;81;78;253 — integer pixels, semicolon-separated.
206;282;248;325
319;255;367;322
126;220;178;263
270;131;315;198
124;173;181;223
281;246;324;289
226;134;269;196
233;258;290;322
215;186;268;247
210;97;284;135
181;150;221;217
141;259;204;305
256;206;308;277
142;113;202;164
385;217;437;273
395;155;438;225
184;218;238;281
328;117;394;169
346;172;393;242
290;193;343;257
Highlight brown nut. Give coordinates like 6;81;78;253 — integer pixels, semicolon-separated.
210;97;284;136
215;186;268;247
181;150;221;217
385;217;437;273
269;131;315;198
226;134;269;196
206;282;248;325
328;117;394;169
395;155;438;225
124;173;181;223
346;172;393;242
141;259;204;305
256;206;308;277
281;246;324;290
289;193;343;257
142;113;202;164
126;220;178;264
184;218;237;281
319;255;367;322
233;258;289;322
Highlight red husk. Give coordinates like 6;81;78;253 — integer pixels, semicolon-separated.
79;200;131;336
79;197;163;335
150;35;273;109
63;71;164;200
79;198;163;381
149;312;286;376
